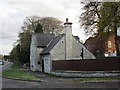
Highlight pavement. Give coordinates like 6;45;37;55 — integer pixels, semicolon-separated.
3;69;119;83
1;64;120;83
2;68;120;88
1;60;13;72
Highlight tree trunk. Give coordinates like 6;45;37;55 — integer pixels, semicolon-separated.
114;6;120;56
114;25;120;56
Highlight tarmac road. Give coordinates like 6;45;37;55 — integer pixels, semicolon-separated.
1;60;13;72
0;60;13;89
2;78;120;88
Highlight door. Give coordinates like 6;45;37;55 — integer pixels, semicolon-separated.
42;59;44;72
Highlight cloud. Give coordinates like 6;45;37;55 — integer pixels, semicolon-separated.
0;4;17;18
0;0;84;55
0;38;17;55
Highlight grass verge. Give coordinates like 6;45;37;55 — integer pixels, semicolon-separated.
74;77;120;82
11;63;21;69
2;69;41;80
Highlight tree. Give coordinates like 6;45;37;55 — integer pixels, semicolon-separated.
39;17;63;34
80;2;120;56
99;2;120;56
9;44;20;62
18;31;31;64
22;16;41;33
18;16;42;64
79;2;102;36
22;16;63;34
79;2;106;55
34;24;43;33
0;54;4;59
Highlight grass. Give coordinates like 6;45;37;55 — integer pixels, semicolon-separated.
74;77;120;82
11;63;21;69
2;69;41;80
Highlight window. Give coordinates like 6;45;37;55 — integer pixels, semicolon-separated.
31;65;33;68
38;61;41;65
108;41;112;48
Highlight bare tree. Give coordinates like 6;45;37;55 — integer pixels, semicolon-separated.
21;16;63;34
21;16;41;33
79;2;102;36
39;17;63;34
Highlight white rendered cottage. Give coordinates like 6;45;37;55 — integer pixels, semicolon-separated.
30;19;96;73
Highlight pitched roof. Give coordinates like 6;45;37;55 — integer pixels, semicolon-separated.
33;33;55;47
40;34;64;55
73;36;79;40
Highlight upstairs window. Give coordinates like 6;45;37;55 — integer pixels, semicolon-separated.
108;41;112;48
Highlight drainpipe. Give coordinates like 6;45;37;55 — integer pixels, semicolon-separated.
65;34;66;60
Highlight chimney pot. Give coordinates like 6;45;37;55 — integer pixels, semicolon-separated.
64;18;72;25
66;18;68;22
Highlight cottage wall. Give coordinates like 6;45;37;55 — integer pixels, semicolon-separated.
72;37;82;59
50;35;95;62
72;37;95;59
43;54;51;73
50;37;65;60
30;36;42;71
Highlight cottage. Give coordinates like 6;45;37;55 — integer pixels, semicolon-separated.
30;19;95;73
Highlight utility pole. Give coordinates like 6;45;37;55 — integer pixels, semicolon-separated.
80;48;84;59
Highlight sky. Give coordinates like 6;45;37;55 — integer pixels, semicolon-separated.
0;0;87;55
0;0;120;55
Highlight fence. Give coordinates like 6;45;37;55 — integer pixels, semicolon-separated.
52;57;120;71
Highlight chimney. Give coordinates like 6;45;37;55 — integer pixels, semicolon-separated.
64;18;72;25
53;28;59;36
63;18;72;34
64;18;73;60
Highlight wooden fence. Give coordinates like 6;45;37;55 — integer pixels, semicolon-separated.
52;57;120;71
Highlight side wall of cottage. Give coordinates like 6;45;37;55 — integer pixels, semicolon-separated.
43;54;51;73
50;37;66;60
50;35;95;61
72;37;96;59
30;36;42;71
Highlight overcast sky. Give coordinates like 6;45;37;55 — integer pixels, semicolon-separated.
0;0;88;55
1;0;119;55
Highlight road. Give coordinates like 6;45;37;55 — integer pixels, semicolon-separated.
2;78;120;88
0;60;13;72
0;60;13;89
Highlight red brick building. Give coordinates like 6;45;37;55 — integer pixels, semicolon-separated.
84;34;120;57
104;34;120;56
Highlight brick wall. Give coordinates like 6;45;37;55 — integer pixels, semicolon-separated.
104;34;120;54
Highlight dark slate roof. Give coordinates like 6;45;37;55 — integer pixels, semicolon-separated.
73;36;79;40
33;33;55;47
40;34;65;55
